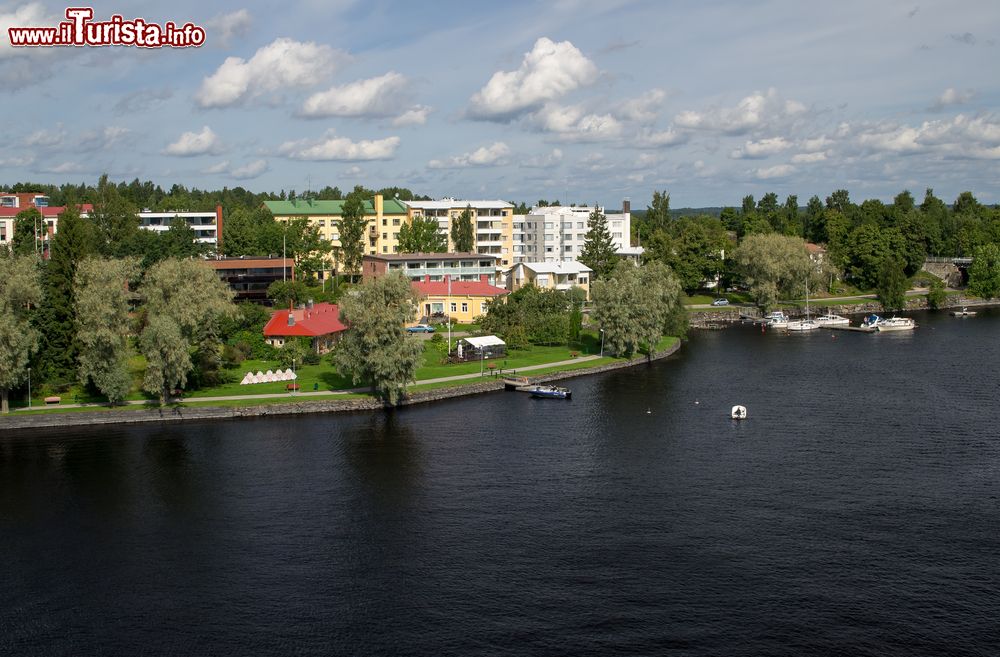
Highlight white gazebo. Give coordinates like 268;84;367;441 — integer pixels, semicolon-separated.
457;335;507;361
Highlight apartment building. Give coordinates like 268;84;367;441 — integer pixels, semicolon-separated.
512;201;633;264
0;191;93;254
404;199;515;267
139;207;223;248
264;195;408;274
362;253;500;285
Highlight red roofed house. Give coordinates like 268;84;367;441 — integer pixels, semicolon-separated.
263;301;348;354
411;275;509;324
0;191;93;256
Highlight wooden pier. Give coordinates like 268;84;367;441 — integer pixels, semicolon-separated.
824;324;877;333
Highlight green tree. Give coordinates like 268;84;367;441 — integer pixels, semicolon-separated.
580;207;618;279
333;271;423;404
0;255;42;413
267;279;309;307
646;190;671;232
968;243;1000;299
337;188;368;275
11;208;41;256
451;205;474;252
139;258;236;402
90;173;140;257
732;233;814;310
591;260;682;359
644;216;728;293
398;216;447;253
926;277;947;309
75;257;140;404
876;256;908;311
844;223;891;288
34;203;92;380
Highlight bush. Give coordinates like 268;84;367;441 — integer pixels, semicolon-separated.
222;344;245;368
927;278;947;309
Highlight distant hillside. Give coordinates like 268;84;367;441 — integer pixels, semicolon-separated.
631;207;725;219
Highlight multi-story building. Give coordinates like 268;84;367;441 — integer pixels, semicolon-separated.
0;191;92;254
206;256;294;303
264;195;408;274
411;276;509;324
362;253;500;285
512;201;633;264
0;192;50;209
139;206;223;248
404;199;515;267
506;261;594;299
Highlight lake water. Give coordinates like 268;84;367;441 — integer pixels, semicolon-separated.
2;309;999;656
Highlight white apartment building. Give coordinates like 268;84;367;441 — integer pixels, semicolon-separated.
138;207;222;246
512;201;633;264
404;199;514;266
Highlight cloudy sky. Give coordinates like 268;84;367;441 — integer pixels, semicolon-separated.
2;0;999;207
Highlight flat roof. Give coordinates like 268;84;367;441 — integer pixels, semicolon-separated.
406;199;512;210
364;253;497;262
206;257;293;269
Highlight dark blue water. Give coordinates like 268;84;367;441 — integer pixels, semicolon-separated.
2;309;999;656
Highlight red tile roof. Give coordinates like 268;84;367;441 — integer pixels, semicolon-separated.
412;280;509;297
263;302;348;337
0;204;94;218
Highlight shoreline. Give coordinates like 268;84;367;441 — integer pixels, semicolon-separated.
0;341;682;433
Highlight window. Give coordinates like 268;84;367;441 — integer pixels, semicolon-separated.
579;276;588;284
562;222;573;229
545;246;553;252
382;232;388;239
318;219;326;227
450;303;457;313
577;222;584;229
564;245;573;252
613;232;622;238
461;303;468;313
480;303;487;313
332;233;340;241
382;246;388;253
0;197;15;208
393;232;399;240
544;234;554;241
544;222;553;229
382;219;387;226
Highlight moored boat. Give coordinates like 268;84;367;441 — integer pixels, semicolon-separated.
787;319;819;331
529;385;572;399
877;316;916;331
950;308;976;317
861;314;884;329
814;313;850;326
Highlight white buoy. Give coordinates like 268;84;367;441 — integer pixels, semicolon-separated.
731;405;747;420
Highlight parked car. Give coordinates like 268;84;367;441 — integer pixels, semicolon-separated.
711;298;730;306
406;324;436;333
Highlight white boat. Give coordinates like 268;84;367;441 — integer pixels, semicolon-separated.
787;319;819;331
861;314;884;329
950;308;976;317
731;405;747;420
877;316;916;332
763;311;789;328
814;314;850;326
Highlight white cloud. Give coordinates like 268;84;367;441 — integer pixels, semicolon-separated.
278;131;400;161
344;165;363;176
301;72;409;118
730;137;793;159
675;88;807;135
0;3;57;59
206;9;252;47
616;89;667;123
521;148;564;168
231;159;268;179
791;152;828;164
196;38;346;108
202;160;230;174
467;37;599;120
391;105;431;127
164;126;223;156
79;126;131;152
39;161;86;174
637;126;687;148
843;114;1000;160
114;88;173;115
0;154;35;167
532;103;623;141
428;142;510;169
23;125;66;148
754;164;795;179
931;87;975;111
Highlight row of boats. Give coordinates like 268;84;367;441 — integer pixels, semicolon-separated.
761;311;916;332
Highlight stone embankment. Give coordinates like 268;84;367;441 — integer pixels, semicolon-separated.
0;342;682;432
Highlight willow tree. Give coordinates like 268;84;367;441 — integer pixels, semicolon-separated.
591;260;682;359
75;257;141;404
139;258;235;403
732;233;815;311
0;256;42;413
334;271;423;404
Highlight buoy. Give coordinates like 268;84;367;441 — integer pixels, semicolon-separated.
695;401;700;405
646;408;651;414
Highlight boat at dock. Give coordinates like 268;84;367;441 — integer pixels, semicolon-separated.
528;385;572;399
814;314;850;326
876;316;916;332
950;308;976;317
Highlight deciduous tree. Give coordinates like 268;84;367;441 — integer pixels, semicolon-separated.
876;256;908;311
591;260;682;359
450;205;474;252
75;257;140;404
968;242;1000;299
398;216;447;253
732;233;814;310
0;256;42;413
337;188;368;275
333;272;423;404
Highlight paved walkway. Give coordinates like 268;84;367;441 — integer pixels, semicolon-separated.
15;354;604;412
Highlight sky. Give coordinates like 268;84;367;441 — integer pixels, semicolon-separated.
2;0;999;208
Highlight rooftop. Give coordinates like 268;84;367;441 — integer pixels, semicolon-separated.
405;199;512;210
412;279;509;298
263;302;347;338
263;198;408;216
364;252;497;262
517;261;594;275
206;257;293;270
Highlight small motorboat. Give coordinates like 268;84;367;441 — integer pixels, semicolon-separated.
877;316;916;331
529;385;571;399
731;405;748;420
814;313;850;326
950;308;976;317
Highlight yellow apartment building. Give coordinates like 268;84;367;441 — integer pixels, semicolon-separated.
404;199;515;267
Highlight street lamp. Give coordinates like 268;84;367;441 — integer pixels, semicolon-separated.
27;366;31;409
599;328;605;358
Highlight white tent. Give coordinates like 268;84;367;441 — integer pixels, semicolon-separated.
284;368;297;380
240;372;254;385
462;335;506;349
265;370;277;382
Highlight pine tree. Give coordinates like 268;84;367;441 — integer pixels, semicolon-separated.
451;205;474;252
34;203;92;381
579;207;618;279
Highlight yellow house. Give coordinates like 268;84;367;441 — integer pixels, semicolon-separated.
264;194;408;274
410;276;509;323
506;261;593;300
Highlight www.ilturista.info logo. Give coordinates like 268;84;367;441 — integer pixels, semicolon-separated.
7;7;206;48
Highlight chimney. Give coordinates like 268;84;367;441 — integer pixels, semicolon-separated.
215;205;224;255
375;193;384;220
622;199;630;214
287;311;295;327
